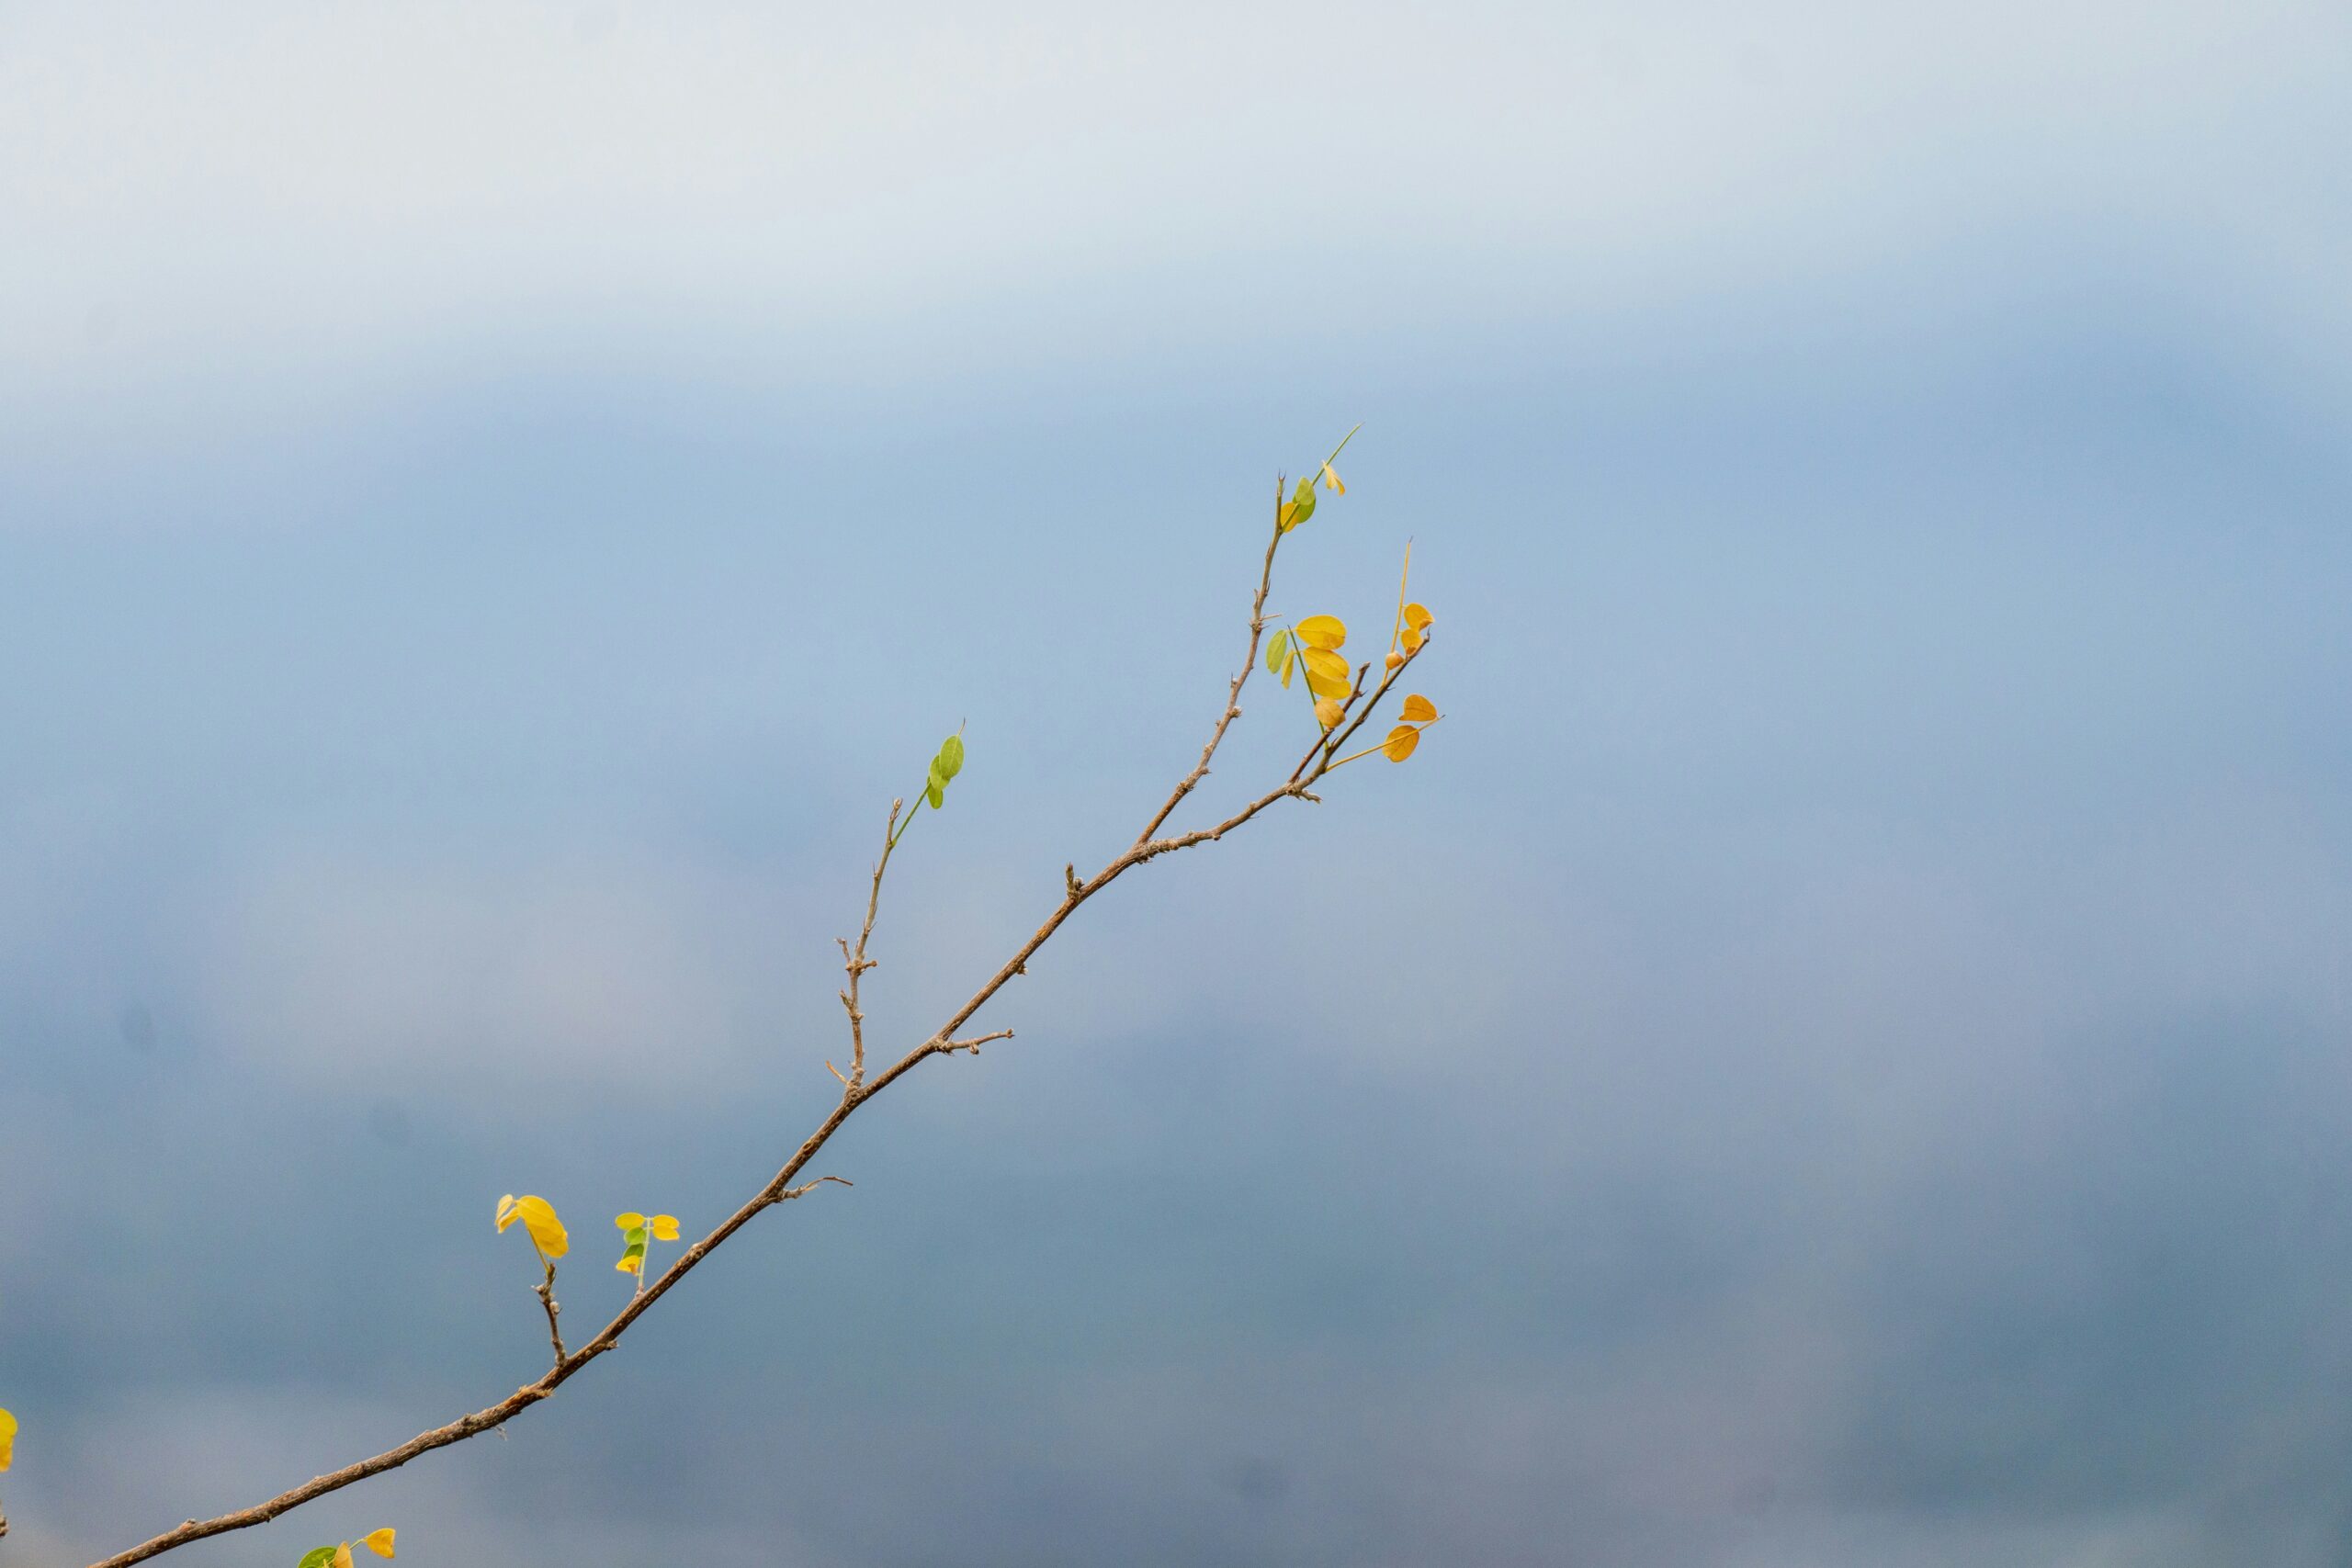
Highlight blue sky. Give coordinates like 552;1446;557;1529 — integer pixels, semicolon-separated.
5;4;2352;1564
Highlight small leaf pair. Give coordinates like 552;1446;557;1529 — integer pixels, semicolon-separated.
1399;601;1432;655
1329;693;1442;767
1276;475;1318;533
1274;424;1361;533
1381;694;1441;761
1388;541;1434;660
615;1211;680;1282
923;731;966;810
296;1528;395;1567
495;1194;568;1260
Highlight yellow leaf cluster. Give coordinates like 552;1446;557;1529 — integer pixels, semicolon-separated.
0;1405;16;1471
1267;614;1354;704
494;1194;568;1259
1291;615;1353;703
614;1211;681;1276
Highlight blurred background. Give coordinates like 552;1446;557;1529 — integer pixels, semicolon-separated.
5;4;2351;1564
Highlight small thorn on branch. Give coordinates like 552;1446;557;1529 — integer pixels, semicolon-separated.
826;1060;849;1087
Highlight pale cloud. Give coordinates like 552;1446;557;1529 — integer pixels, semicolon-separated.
3;1;2346;418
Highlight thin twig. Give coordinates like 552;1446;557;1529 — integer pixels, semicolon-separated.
838;798;900;1087
774;1175;854;1204
1136;513;1283;845
532;1260;564;1368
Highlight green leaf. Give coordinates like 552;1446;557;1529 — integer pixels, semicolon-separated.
625;1226;649;1247
300;1550;339;1568
935;732;965;781
926;778;944;809
1265;628;1291;675
1287;476;1317;525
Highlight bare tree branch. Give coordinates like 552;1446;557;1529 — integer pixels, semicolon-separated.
84;482;1413;1568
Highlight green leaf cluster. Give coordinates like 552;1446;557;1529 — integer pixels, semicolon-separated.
924;731;965;810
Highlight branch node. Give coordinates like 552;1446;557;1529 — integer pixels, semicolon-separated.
941;1028;1015;1057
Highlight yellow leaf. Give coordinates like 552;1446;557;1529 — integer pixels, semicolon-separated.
1295;615;1347;650
1400;626;1424;655
616;1255;641;1274
362;1529;397;1560
1278;648;1295;688
650;1214;680;1241
1277;501;1306;532
1382;725;1421;761
0;1405;16;1472
1400;694;1437;722
1300;647;1351;699
1320;463;1345;494
332;1545;355;1568
495;1194;569;1259
1403;602;1432;631
1305;669;1352;701
615;1212;645;1231
1314;697;1344;728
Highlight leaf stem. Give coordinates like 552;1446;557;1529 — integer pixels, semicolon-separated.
1328;712;1444;769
